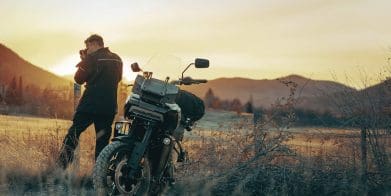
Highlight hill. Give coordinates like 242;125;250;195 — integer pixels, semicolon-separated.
358;79;391;115
0;44;70;88
2;43;384;114
181;75;356;112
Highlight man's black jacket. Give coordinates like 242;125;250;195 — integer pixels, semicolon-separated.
74;47;122;115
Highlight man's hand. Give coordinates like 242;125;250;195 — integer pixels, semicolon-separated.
79;49;87;60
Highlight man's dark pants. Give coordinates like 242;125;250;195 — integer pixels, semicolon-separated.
58;111;114;169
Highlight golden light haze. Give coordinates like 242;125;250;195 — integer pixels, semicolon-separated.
1;0;391;88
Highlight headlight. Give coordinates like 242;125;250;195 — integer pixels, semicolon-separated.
115;123;123;130
114;121;131;136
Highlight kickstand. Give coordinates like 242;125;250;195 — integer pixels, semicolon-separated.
174;140;188;162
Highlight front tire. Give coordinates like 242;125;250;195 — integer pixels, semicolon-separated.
93;141;151;196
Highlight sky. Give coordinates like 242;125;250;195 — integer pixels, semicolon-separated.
1;0;391;88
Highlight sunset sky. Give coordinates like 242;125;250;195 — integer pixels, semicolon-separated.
1;0;391;87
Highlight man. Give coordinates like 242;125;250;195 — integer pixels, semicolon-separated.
57;34;123;169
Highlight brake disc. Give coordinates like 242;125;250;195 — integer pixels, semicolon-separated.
114;158;143;195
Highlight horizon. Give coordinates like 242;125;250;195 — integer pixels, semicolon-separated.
0;42;383;90
0;42;386;90
1;0;391;88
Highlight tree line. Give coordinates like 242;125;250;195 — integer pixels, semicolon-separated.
0;76;74;119
203;87;345;127
203;88;253;114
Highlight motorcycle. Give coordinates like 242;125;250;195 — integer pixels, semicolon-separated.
92;58;209;195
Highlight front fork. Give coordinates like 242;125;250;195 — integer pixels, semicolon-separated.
126;121;182;182
127;121;155;176
155;135;175;180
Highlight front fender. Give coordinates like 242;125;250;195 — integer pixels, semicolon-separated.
111;135;134;143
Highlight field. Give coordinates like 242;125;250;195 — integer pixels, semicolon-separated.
0;112;390;195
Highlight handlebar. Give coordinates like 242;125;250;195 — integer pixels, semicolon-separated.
192;79;208;83
171;78;208;85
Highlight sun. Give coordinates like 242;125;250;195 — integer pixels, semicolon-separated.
49;54;79;76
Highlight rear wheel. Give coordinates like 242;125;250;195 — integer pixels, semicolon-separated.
93;141;151;196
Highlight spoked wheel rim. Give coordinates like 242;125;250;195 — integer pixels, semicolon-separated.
105;148;147;195
114;158;144;194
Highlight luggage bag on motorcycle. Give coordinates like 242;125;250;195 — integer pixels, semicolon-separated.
175;90;205;122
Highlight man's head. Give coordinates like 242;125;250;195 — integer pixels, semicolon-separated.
84;34;104;54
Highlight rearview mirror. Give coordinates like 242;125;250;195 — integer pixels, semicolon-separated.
131;62;142;72
195;58;209;68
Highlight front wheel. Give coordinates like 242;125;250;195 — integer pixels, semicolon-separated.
93;141;151;196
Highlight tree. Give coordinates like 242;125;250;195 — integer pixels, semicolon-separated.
230;98;242;114
5;77;17;105
204;88;221;109
204;88;215;108
17;76;23;104
0;84;7;104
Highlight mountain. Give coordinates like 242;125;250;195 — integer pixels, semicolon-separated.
181;75;356;112
1;43;377;113
358;79;391;115
0;44;70;88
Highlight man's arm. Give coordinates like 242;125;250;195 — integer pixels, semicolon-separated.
74;56;94;84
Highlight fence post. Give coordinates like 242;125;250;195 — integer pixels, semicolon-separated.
73;83;81;112
73;83;81;173
253;111;261;155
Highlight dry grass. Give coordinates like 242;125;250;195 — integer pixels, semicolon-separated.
0;115;96;194
0;114;390;195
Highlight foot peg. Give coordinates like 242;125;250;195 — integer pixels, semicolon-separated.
185;125;193;131
177;150;188;162
168;177;176;186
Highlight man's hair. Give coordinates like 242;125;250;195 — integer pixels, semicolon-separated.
84;34;104;46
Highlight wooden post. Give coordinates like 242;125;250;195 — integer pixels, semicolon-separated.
253;111;261;155
73;83;81;173
73;83;81;112
360;127;368;195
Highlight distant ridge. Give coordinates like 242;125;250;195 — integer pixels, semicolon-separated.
181;75;356;112
0;43;70;88
1;43;387;113
277;74;308;80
